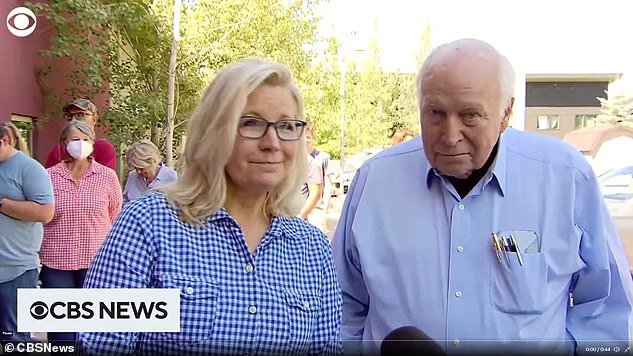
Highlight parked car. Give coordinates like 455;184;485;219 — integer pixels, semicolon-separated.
332;147;384;196
598;166;633;271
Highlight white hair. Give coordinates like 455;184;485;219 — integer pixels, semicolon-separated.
416;38;515;110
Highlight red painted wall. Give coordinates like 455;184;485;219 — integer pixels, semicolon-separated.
0;0;109;163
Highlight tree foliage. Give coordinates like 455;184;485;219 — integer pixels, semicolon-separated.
597;91;633;127
32;0;429;163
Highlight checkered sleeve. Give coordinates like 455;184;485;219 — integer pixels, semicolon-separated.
79;200;157;355
310;235;343;356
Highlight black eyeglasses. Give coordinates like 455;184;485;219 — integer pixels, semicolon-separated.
238;116;306;141
64;112;93;121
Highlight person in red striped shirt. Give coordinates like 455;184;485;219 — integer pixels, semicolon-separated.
40;119;122;348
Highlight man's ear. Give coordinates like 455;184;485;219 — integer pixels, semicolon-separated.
500;97;515;131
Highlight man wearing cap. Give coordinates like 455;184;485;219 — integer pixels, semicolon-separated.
44;98;116;170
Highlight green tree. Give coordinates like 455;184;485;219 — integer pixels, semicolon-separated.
32;0;323;168
597;91;633;127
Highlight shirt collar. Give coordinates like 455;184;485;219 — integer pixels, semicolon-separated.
424;130;508;197
205;208;298;240
51;159;98;180
153;163;170;183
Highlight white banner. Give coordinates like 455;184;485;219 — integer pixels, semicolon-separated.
17;288;180;332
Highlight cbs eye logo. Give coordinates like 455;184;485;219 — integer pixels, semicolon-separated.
30;301;49;320
6;7;37;38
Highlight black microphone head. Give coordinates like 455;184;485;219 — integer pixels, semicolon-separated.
381;326;445;356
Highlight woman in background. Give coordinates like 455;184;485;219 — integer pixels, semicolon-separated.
40;120;122;349
123;139;177;204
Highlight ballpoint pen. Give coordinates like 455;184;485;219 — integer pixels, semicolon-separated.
510;234;524;267
501;237;512;267
491;233;502;263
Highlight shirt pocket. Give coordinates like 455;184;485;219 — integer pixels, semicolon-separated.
284;290;322;351
489;252;548;314
160;275;218;345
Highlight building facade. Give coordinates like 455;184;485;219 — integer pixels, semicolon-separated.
1;0;108;163
524;73;621;139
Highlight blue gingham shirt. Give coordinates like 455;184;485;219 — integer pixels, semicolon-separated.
79;192;342;355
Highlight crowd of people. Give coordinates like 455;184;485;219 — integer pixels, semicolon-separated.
1;38;632;355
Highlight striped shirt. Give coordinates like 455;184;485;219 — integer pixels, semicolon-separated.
79;192;342;355
41;161;122;270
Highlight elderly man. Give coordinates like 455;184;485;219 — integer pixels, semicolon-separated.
45;98;116;170
332;38;633;355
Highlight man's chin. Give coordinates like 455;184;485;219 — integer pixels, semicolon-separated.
437;167;472;179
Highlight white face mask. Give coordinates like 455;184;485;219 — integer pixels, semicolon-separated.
66;140;93;160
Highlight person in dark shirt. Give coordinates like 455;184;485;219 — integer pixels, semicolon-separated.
45;98;116;170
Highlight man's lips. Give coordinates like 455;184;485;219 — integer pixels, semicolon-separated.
251;161;282;164
437;153;468;157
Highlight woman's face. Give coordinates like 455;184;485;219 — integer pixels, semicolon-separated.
225;84;301;196
64;127;94;160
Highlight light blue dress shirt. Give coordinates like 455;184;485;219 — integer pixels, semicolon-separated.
122;163;178;204
332;128;633;355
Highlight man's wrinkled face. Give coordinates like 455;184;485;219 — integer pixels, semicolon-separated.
419;53;512;178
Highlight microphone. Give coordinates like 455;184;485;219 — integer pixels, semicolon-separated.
381;326;446;356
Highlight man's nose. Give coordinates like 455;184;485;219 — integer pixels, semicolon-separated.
441;115;464;146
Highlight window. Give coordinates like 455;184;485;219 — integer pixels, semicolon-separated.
11;114;34;153
536;115;560;130
575;114;598;129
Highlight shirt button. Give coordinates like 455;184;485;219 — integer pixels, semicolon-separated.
458;204;465;211
185;286;194;295
245;264;254;273
455;291;462;298
457;246;464;253
453;339;460;346
248;305;257;314
303;301;310;309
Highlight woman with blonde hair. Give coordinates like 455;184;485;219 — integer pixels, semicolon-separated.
0;121;30;155
0;121;53;343
123;139;177;204
40;119;122;349
80;59;342;355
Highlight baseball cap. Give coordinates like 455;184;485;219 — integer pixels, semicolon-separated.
63;98;97;114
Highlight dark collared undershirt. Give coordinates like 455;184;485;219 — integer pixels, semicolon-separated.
448;139;500;199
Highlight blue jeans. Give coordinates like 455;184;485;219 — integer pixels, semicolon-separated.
39;266;87;348
0;268;38;343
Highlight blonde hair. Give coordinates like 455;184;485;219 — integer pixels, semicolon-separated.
161;58;307;224
0;121;30;156
126;140;162;169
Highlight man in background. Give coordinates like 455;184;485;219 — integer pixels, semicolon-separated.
300;125;330;232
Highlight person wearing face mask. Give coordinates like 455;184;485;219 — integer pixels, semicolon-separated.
0;121;54;344
40;120;122;350
45;98;116;170
122;140;178;205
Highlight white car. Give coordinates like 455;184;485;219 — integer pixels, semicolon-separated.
334;147;384;195
598;166;633;272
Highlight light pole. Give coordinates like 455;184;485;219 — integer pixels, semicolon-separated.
338;45;346;173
